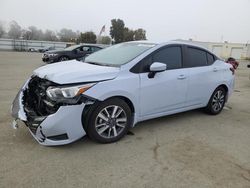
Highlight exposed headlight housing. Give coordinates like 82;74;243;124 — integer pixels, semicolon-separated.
46;83;95;101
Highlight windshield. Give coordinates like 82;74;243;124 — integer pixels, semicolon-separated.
64;45;81;51
85;42;156;66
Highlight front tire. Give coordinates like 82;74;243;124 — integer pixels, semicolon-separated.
85;98;132;143
59;56;69;61
205;87;226;115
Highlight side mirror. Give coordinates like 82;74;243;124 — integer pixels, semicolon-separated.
247;64;250;68
148;62;167;78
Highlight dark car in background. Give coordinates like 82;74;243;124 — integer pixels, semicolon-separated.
28;46;55;53
42;44;106;63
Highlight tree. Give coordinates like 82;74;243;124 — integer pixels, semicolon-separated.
134;29;146;40
78;31;96;43
123;27;134;42
22;29;32;40
43;29;58;41
0;23;5;38
100;36;111;44
58;28;77;42
8;21;22;39
28;26;44;40
110;19;125;44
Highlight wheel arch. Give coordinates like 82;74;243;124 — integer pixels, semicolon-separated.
82;95;137;131
104;96;135;114
207;84;229;106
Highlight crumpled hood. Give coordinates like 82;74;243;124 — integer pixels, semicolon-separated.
33;60;120;84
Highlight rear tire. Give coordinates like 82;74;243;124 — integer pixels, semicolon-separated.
85;98;132;143
205;86;226;115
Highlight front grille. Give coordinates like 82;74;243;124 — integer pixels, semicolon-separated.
23;76;59;119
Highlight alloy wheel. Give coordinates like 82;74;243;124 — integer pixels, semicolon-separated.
95;105;127;139
212;90;225;112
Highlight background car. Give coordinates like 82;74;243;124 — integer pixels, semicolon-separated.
42;44;106;63
38;46;55;53
28;46;55;53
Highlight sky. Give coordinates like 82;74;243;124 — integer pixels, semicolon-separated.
0;0;250;43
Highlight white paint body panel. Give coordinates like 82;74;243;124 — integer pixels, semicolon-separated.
33;60;120;84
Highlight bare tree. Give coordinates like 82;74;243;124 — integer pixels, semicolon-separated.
0;22;5;38
8;21;22;39
58;28;78;42
27;26;44;40
22;29;32;40
43;29;58;41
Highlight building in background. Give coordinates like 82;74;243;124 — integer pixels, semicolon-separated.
184;40;250;60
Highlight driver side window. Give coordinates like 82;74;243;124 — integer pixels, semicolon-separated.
153;46;182;70
140;46;182;72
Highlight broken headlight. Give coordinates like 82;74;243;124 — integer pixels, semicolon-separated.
46;83;95;101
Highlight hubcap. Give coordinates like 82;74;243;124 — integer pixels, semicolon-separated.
95;105;127;139
212;90;225;112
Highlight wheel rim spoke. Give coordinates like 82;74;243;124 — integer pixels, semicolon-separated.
104;108;110;118
98;112;109;122
115;109;123;118
116;123;125;128
116;117;126;123
108;128;112;138
111;106;118;118
113;127;118;137
96;123;106;128
97;126;109;135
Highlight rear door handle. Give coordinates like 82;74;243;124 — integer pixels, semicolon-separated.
178;75;187;80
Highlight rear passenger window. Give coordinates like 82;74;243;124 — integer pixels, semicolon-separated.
153;46;182;70
207;53;215;65
187;47;207;67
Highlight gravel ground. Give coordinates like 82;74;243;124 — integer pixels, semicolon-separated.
0;51;250;188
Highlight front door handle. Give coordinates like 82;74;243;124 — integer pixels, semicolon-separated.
178;75;186;80
213;68;218;72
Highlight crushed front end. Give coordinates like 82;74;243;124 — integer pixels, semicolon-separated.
11;76;94;146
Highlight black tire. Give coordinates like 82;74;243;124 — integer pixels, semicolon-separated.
59;56;69;61
85;98;132;143
205;86;226;115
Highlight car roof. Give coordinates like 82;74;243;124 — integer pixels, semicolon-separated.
126;40;209;51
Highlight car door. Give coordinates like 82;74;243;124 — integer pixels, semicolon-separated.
139;45;188;117
184;46;219;106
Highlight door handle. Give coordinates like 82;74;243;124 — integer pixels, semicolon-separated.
213;68;218;72
177;75;186;80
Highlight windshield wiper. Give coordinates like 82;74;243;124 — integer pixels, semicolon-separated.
85;61;117;67
85;61;104;66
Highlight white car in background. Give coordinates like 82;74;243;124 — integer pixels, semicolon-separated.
11;41;235;146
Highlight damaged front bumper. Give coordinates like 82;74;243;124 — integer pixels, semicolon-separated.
11;77;87;146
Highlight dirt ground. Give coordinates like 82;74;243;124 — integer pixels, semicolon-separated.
0;51;250;188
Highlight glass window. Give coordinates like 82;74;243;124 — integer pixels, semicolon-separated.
207;53;215;65
82;46;91;52
187;47;207;67
152;46;182;70
91;47;101;52
85;43;156;66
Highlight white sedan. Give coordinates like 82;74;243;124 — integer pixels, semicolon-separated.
11;41;235;146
